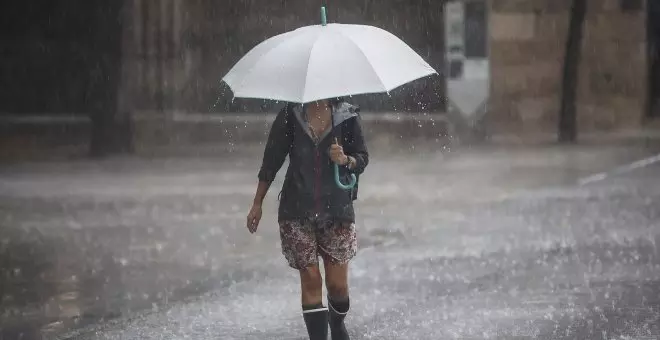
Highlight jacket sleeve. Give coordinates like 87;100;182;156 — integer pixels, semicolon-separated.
257;107;293;183
344;115;369;175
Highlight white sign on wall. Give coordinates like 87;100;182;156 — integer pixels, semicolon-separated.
445;0;489;120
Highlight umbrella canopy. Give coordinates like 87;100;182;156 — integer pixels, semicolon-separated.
222;23;438;104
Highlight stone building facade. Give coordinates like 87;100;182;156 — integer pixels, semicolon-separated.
488;0;654;138
2;0;658;159
123;0;659;138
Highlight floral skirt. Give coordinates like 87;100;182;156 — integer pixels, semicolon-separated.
279;217;357;270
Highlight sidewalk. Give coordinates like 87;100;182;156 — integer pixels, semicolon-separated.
2;112;660;162
0;112;452;162
488;127;660;146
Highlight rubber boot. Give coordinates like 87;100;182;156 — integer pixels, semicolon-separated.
328;297;350;340
303;307;328;340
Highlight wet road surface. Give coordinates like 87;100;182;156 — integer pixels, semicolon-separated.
1;143;660;339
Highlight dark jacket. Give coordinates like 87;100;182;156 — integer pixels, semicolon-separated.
258;102;369;223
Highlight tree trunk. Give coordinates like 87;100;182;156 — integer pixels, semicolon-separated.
88;0;133;157
558;0;587;143
648;0;660;119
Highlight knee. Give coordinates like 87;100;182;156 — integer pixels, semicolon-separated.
300;267;323;293
326;279;349;298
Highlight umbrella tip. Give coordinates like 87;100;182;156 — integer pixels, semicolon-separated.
321;6;327;26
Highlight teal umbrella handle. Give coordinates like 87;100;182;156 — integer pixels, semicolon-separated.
334;163;357;190
321;6;327;26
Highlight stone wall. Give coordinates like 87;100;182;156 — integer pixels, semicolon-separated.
578;0;647;130
488;0;647;137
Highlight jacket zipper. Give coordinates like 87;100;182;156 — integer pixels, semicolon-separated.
314;147;321;214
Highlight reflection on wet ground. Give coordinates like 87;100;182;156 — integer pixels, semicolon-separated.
0;223;219;339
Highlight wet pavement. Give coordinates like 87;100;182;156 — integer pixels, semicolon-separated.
1;142;660;339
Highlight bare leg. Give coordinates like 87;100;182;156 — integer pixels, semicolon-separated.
324;261;349;299
300;264;323;306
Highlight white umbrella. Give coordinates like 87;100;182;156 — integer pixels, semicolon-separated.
224;8;438;190
222;17;437;103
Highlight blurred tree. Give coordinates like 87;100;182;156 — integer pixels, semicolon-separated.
648;0;660;118
558;0;587;143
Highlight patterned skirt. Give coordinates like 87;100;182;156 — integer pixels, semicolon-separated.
278;217;357;270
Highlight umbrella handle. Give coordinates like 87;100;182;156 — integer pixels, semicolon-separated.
334;163;357;190
321;6;327;26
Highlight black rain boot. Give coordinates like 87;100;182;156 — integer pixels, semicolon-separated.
328;296;350;340
303;306;329;340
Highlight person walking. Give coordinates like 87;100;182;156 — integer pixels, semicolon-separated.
246;98;369;340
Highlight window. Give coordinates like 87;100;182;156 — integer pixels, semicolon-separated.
449;60;464;79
